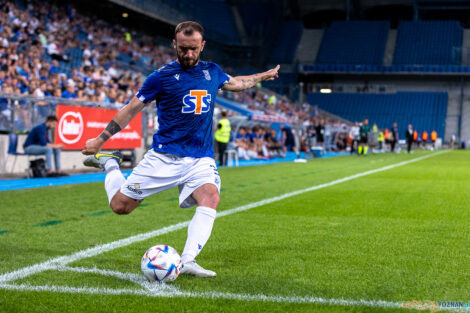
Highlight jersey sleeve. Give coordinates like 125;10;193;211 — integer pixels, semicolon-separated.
213;63;230;89
135;70;163;104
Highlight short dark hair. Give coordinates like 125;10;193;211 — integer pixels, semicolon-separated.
46;115;58;122
175;21;204;39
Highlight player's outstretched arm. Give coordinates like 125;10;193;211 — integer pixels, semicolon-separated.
81;96;146;155
222;65;280;92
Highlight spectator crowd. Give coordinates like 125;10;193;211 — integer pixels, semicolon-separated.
227;117;441;163
0;0;175;130
0;0;314;134
0;0;442;164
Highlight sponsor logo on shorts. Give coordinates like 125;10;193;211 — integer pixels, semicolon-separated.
127;183;143;195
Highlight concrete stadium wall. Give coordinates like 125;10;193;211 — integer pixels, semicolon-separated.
296;29;323;64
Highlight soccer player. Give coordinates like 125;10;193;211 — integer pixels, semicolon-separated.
81;21;280;277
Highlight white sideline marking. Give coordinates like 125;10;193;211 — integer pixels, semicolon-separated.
3;262;465;312
0;283;403;308
58;266;143;285
0;151;447;286
58;266;181;293
0;282;464;312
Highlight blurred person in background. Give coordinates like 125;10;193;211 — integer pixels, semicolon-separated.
422;130;429;148
265;128;282;157
280;124;300;159
235;127;250;160
214;111;230;166
252;126;269;157
315;119;324;149
349;121;360;154
324;118;332;152
405;124;414;154
391;122;399;153
23;115;67;176
369;123;379;153
358;119;370;155
378;129;384;151
306;118;316;150
431;130;437;149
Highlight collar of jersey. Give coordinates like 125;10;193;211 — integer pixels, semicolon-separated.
172;60;203;72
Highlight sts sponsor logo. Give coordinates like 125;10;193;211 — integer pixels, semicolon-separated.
182;90;211;114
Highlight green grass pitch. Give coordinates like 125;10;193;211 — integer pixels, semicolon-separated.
0;150;468;312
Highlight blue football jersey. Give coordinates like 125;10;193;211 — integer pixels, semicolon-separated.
136;60;230;158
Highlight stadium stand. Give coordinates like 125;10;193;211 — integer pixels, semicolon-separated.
161;0;240;44
304;20;468;73
315;21;390;65
0;0;313;135
306;92;447;138
236;1;284;45
222;87;313;124
269;21;303;65
0;2;171;102
393;21;463;65
237;2;272;38
303;63;470;73
192;0;239;45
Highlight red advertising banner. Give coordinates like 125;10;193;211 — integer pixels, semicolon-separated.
55;105;142;150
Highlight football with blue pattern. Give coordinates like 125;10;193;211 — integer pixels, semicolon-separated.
141;245;182;282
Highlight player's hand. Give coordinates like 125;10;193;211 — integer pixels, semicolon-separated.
82;137;104;155
262;65;280;81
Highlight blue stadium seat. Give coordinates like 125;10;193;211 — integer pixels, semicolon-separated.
165;0;240;44
316;21;390;65
269;21;303;64
306;92;447;138
393;21;463;65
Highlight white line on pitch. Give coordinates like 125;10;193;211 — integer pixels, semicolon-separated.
57;265;182;294
0;151;448;284
0;281;464;312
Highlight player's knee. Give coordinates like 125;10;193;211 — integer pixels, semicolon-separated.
110;199;134;215
204;192;219;209
110;202;128;215
110;192;140;215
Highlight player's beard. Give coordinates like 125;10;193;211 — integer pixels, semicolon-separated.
178;52;200;68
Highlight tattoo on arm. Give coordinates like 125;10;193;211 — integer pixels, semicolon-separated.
106;120;122;135
239;75;259;90
99;132;110;141
99;120;122;141
225;73;263;91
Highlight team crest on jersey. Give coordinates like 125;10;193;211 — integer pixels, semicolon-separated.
203;70;211;81
182;90;211;114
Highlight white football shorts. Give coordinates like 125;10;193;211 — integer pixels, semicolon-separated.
120;149;221;208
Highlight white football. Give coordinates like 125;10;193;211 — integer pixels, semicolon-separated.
141;245;182;283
